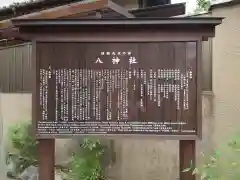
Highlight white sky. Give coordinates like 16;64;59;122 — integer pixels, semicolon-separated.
172;0;197;13
0;0;197;13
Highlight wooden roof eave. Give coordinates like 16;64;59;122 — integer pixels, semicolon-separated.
130;3;186;17
11;18;223;42
0;0;134;29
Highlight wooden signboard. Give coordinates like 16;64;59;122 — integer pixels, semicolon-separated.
11;18;222;140
11;18;222;180
37;42;198;138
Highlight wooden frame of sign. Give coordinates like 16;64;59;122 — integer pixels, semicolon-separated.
12;18;222;180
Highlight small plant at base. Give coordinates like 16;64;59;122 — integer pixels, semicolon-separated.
183;134;240;180
7;122;37;177
67;138;107;180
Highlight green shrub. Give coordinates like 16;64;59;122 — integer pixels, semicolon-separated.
183;134;240;180
7;122;108;180
7;122;37;176
67;138;107;180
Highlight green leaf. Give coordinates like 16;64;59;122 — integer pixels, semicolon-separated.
200;172;207;180
67;137;107;180
182;168;192;172
192;168;199;175
8;122;37;174
214;150;221;157
210;156;217;162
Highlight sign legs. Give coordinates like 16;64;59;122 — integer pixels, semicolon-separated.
38;139;55;180
180;140;196;180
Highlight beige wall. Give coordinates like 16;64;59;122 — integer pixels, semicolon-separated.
0;92;215;180
211;4;240;147
0;93;32;180
0;93;31;150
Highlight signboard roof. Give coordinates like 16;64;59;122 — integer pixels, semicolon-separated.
12;17;222;27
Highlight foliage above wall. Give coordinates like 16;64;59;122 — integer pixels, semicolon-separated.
195;0;212;13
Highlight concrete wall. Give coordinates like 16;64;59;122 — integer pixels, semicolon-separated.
0;93;31;150
211;4;240;147
0;92;215;180
184;3;240;149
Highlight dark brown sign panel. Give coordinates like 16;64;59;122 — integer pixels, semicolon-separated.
37;42;197;137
